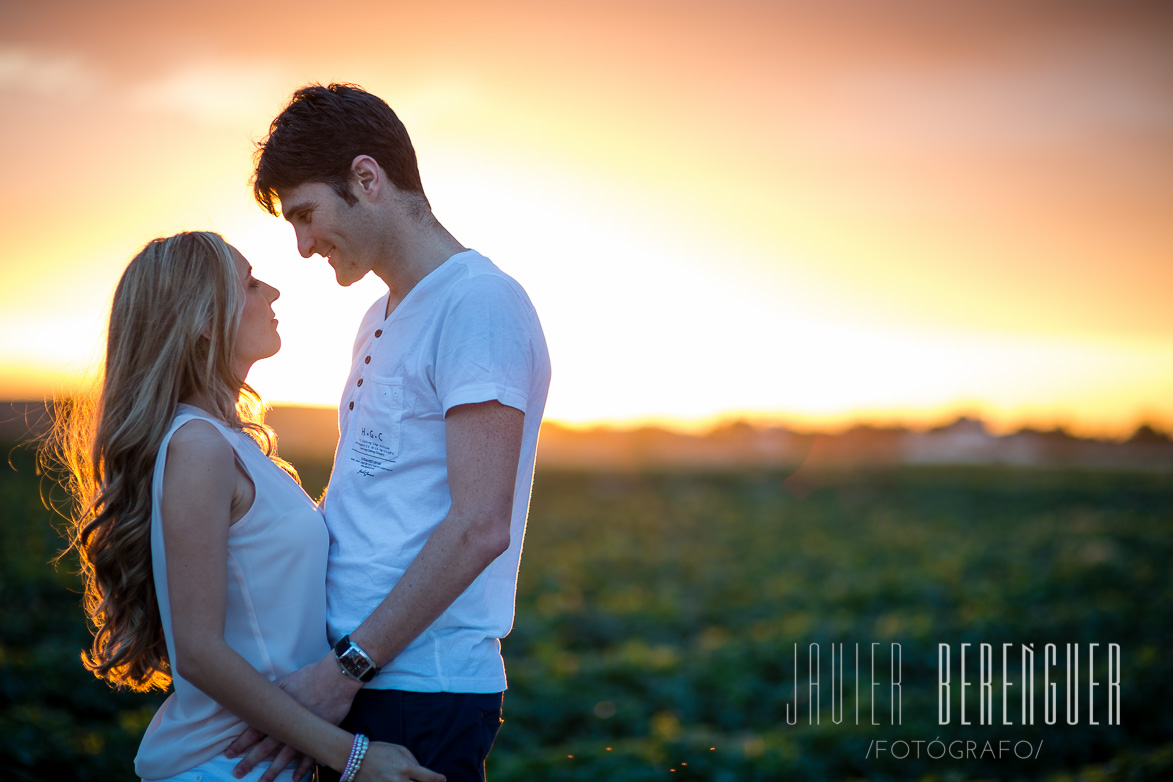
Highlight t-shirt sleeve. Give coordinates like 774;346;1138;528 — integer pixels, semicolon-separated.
434;275;539;415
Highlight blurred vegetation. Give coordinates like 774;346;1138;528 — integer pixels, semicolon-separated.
3;438;1172;780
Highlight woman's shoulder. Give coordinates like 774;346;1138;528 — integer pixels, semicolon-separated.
165;418;235;470
160;418;248;520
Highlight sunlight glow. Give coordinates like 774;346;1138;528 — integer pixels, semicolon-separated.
1;3;1170;439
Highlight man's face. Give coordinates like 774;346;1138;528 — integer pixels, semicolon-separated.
277;181;371;286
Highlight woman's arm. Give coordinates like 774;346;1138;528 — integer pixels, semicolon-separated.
160;421;442;782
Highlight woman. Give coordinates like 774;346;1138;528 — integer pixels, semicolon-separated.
50;231;443;782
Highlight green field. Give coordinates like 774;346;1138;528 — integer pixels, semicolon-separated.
3;440;1172;781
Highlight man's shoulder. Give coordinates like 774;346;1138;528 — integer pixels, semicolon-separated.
445;253;534;311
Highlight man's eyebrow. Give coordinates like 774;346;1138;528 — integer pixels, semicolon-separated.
280;200;311;221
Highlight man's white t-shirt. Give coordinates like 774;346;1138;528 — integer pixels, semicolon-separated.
322;249;550;693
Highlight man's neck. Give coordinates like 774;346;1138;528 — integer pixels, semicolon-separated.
377;222;466;317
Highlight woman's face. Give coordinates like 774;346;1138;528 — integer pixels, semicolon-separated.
230;246;281;378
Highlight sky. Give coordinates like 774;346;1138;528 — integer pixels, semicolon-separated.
1;0;1170;436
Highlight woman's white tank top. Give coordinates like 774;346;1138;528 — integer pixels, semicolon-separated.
135;405;329;780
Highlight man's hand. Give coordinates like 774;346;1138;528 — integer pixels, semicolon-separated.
225;650;363;781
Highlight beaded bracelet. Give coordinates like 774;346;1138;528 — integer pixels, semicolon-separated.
341;733;370;782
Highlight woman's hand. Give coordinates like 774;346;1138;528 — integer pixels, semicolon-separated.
227;650;364;780
356;742;445;782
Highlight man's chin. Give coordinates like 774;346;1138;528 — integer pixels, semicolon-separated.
334;268;363;287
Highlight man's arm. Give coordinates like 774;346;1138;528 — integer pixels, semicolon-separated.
230;399;523;780
350;399;522;660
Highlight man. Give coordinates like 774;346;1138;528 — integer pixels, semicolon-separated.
228;83;551;782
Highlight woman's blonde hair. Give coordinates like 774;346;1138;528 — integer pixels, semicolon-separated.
45;231;293;691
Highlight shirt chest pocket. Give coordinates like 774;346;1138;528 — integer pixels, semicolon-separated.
351;376;404;471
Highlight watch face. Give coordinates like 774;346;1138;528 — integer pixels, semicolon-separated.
342;648;367;672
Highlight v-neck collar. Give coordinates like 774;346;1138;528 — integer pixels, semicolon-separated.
378;249;476;326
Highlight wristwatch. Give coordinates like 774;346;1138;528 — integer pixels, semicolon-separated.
333;635;380;683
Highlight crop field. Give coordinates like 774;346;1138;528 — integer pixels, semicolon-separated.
3;439;1172;781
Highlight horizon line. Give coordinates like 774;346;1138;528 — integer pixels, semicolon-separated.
3;398;1166;442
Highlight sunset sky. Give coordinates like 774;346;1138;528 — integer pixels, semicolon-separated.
1;0;1170;436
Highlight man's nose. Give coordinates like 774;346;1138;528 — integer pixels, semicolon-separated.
295;226;314;258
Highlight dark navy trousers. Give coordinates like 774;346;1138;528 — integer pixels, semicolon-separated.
320;690;504;782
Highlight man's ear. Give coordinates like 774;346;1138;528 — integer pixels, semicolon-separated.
351;155;380;199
